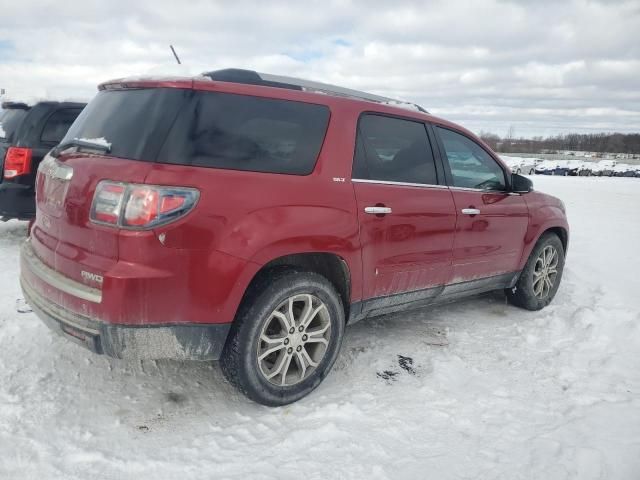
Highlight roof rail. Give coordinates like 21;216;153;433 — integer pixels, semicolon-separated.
202;68;428;114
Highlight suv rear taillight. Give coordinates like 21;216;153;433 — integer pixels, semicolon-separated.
3;147;33;179
90;181;199;229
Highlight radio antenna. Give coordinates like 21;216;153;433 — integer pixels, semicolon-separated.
169;45;181;65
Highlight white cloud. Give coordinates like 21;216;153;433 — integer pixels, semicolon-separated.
0;0;639;137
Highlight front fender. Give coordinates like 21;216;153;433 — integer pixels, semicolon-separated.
519;193;569;269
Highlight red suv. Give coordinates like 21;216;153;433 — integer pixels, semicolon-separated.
20;69;569;406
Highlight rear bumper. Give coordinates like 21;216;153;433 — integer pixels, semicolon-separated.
0;182;35;219
20;247;231;361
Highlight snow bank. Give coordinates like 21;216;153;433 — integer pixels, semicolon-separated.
0;176;639;479
111;64;200;84
381;100;426;113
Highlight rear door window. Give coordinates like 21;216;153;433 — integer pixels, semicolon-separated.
41;108;83;144
436;127;507;191
157;91;330;175
353;114;438;185
0;108;29;142
61;88;188;161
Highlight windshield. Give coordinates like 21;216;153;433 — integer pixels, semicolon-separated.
61;88;188;161
0;108;29;142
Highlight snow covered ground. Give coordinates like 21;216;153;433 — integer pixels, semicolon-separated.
1;176;639;479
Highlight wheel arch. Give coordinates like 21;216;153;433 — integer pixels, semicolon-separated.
544;226;568;254
237;252;352;323
518;219;569;271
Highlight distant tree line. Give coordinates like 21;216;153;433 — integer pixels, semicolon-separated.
478;131;640;155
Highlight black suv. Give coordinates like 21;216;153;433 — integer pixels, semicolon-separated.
0;100;85;220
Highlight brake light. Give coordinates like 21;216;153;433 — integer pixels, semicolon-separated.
3;147;33;179
90;181;199;229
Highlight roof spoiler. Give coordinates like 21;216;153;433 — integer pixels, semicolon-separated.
1;101;30;110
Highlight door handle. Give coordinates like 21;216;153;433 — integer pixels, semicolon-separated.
461;208;480;215
364;206;392;215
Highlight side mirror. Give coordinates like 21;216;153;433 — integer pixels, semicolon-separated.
511;173;533;193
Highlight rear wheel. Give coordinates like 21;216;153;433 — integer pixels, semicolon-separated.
506;233;565;310
221;270;345;406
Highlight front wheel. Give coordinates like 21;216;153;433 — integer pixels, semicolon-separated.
221;270;345;406
506;233;565;310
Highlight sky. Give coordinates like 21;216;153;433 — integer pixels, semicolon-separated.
0;0;639;138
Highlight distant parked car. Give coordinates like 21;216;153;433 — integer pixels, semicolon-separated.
633;165;640;178
535;160;557;175
550;161;572;176
501;155;538;175
0;100;85;220
591;160;617;177
501;156;521;173
613;164;635;177
578;162;594;176
568;161;591;176
590;164;605;176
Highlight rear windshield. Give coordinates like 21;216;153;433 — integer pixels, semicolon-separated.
0;108;29;141
157;91;330;175
64;88;330;175
61;88;188;161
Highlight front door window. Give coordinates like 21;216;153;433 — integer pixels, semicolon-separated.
437;127;506;191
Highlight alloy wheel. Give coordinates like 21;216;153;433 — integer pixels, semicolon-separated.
533;245;559;299
257;294;331;387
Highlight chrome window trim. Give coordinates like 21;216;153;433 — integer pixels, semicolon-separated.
351;178;448;189
448;186;509;193
351;178;514;194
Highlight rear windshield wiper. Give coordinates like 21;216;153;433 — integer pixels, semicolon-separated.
52;138;111;157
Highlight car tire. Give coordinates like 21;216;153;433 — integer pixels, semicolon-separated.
529;168;535;175
506;232;565;311
220;269;345;406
